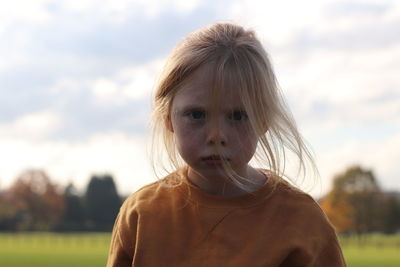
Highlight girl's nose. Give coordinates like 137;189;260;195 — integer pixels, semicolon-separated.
206;121;227;146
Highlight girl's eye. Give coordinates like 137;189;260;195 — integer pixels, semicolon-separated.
185;110;206;120
230;110;248;121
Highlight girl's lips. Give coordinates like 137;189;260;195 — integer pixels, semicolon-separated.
202;155;229;160
201;155;229;165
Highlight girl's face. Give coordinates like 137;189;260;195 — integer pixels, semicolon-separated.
170;64;259;181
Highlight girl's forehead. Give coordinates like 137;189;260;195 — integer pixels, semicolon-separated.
174;79;243;109
183;62;216;89
175;63;244;106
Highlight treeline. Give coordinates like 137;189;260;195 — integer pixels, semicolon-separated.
0;169;122;232
1;166;399;234
320;166;400;235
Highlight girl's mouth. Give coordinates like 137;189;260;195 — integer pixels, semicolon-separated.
201;155;229;165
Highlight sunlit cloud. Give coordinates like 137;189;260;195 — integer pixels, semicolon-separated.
58;0;203;22
317;132;400;193
91;59;164;105
0;111;62;141
0;0;53;33
0;131;153;194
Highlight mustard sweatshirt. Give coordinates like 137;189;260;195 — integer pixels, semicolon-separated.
107;168;346;267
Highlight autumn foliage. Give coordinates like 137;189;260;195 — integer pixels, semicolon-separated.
8;170;65;230
0;169;121;232
320;166;400;234
320;191;354;233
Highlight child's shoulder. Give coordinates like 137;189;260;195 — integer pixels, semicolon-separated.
120;171;184;211
275;178;316;204
271;176;337;233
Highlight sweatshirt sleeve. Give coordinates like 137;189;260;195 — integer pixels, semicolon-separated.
312;231;346;267
308;199;346;267
107;198;138;267
309;200;347;267
281;194;347;267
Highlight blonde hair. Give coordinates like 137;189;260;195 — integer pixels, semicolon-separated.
151;22;318;193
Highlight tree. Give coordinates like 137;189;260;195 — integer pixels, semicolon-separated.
9;169;64;230
320;191;354;233
320;166;382;234
84;174;121;230
59;183;85;231
0;191;18;230
380;193;400;234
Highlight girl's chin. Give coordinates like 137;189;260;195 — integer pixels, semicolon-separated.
188;166;244;181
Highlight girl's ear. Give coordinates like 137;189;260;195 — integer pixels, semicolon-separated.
166;115;174;132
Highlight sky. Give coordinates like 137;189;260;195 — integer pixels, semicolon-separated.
0;0;399;198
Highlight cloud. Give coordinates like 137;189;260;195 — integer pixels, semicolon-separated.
0;56;162;141
0;0;53;33
316;132;400;196
57;0;203;22
228;0;333;45
0;131;154;195
0;111;62;141
0;0;204;32
0;0;219;77
272;0;400;56
91;59;164;105
326;0;391;17
279;43;400;130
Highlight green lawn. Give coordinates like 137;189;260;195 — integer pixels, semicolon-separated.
0;232;399;267
342;246;400;267
0;233;110;267
340;234;400;267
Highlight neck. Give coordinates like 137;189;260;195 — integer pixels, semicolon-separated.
186;166;266;197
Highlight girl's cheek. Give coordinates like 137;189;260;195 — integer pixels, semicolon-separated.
175;122;203;144
179;120;204;133
238;132;259;152
177;124;195;135
235;126;256;140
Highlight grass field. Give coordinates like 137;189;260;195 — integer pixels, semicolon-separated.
0;232;399;266
339;234;400;267
0;233;110;267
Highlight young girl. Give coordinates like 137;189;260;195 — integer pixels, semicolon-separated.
107;23;345;266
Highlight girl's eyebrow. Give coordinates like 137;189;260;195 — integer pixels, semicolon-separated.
179;104;205;110
178;105;246;112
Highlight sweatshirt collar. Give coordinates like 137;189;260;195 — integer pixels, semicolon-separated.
176;166;277;209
